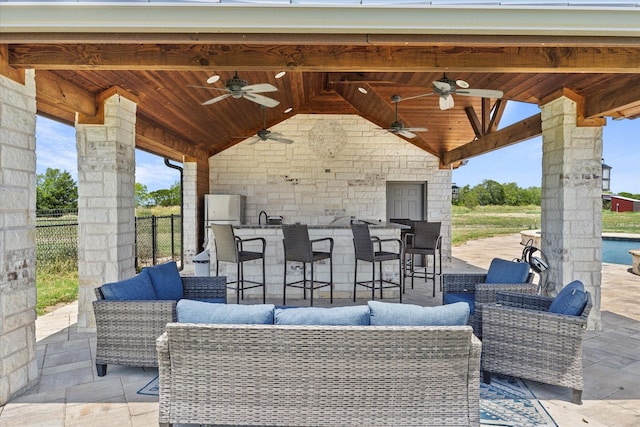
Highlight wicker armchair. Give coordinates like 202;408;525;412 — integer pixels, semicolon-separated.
482;291;593;404
93;275;227;376
442;259;535;337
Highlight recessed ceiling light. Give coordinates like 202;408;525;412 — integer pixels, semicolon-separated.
275;71;286;79
357;87;368;94
206;74;220;84
284;107;293;113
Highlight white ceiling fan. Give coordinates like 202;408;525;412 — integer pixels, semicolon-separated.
379;95;428;139
189;72;280;108
243;106;293;145
402;74;504;110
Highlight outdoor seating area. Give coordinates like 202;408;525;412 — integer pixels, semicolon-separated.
1;234;638;426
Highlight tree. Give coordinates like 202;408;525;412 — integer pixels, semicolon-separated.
135;183;151;207
36;168;78;211
148;181;181;207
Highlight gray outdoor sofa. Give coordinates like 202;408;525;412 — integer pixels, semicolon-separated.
93;261;227;376
157;300;482;426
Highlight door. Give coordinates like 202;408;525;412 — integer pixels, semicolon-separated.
387;182;427;266
386;182;426;221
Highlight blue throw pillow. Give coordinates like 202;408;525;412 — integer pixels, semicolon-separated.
274;306;370;326
548;280;588;316
368;301;470;326
145;261;183;300
443;293;476;315
101;269;157;300
177;300;275;324
485;258;530;284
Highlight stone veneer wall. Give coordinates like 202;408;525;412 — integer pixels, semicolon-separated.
541;97;602;330
209;114;452;261
75;95;137;330
0;70;39;404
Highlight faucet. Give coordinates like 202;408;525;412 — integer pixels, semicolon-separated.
258;210;268;225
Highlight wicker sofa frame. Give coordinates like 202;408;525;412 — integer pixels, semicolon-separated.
157;323;482;427
481;291;593;404
93;275;227;376
442;272;536;337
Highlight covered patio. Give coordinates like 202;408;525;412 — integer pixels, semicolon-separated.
1;0;640;414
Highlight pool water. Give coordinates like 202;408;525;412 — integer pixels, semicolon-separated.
602;238;640;265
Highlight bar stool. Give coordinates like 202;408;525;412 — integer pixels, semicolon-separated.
351;222;404;302
403;221;442;297
210;223;266;304
282;224;334;307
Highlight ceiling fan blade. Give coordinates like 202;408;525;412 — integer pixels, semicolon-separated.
242;83;278;93
271;136;294;144
248;137;261;145
439;94;455;110
455;88;504;98
243;92;280;108
397;93;435;102
405;127;428;132
397;130;417;139
202;93;231;106
433;80;452;92
187;84;229;92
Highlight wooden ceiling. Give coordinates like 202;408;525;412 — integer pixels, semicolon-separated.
2;35;640;167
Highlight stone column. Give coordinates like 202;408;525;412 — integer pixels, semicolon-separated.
75;94;137;331
0;70;39;404
540;96;602;330
182;160;197;264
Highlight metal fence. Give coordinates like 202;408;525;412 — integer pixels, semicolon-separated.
35;211;182;270
135;214;182;268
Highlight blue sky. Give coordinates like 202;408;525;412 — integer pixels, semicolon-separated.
36;104;639;194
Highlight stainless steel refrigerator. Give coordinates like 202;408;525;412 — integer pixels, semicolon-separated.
204;194;244;226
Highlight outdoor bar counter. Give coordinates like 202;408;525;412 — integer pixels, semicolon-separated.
205;221;407;301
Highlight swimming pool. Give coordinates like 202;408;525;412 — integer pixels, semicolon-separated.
602;237;640;265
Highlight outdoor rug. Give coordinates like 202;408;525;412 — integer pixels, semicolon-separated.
138;374;556;426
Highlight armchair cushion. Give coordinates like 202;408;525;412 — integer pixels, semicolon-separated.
548;280;588;316
442;293;476;314
368;301;469;326
101;269;157;300
145;261;183;300
176;300;274;324
485;258;530;284
274;305;370;326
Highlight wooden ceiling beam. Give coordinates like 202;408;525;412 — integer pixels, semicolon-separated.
441;113;542;166
8;44;640;73
584;81;640;119
35;70;97;116
3;33;640;48
136;116;208;162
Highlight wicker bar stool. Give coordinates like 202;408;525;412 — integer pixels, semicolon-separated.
351;223;404;302
282;224;334;306
211;223;266;304
403;221;443;297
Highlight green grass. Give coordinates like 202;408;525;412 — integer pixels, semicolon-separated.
452;205;640;246
36;260;78;316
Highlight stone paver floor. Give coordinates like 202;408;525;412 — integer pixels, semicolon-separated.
1;234;639;426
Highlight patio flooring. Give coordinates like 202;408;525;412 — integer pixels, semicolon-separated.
1;233;639;426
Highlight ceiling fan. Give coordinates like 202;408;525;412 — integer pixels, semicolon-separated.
189;72;280;108
379;95;428;139
402;74;504;110
243;106;293;145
